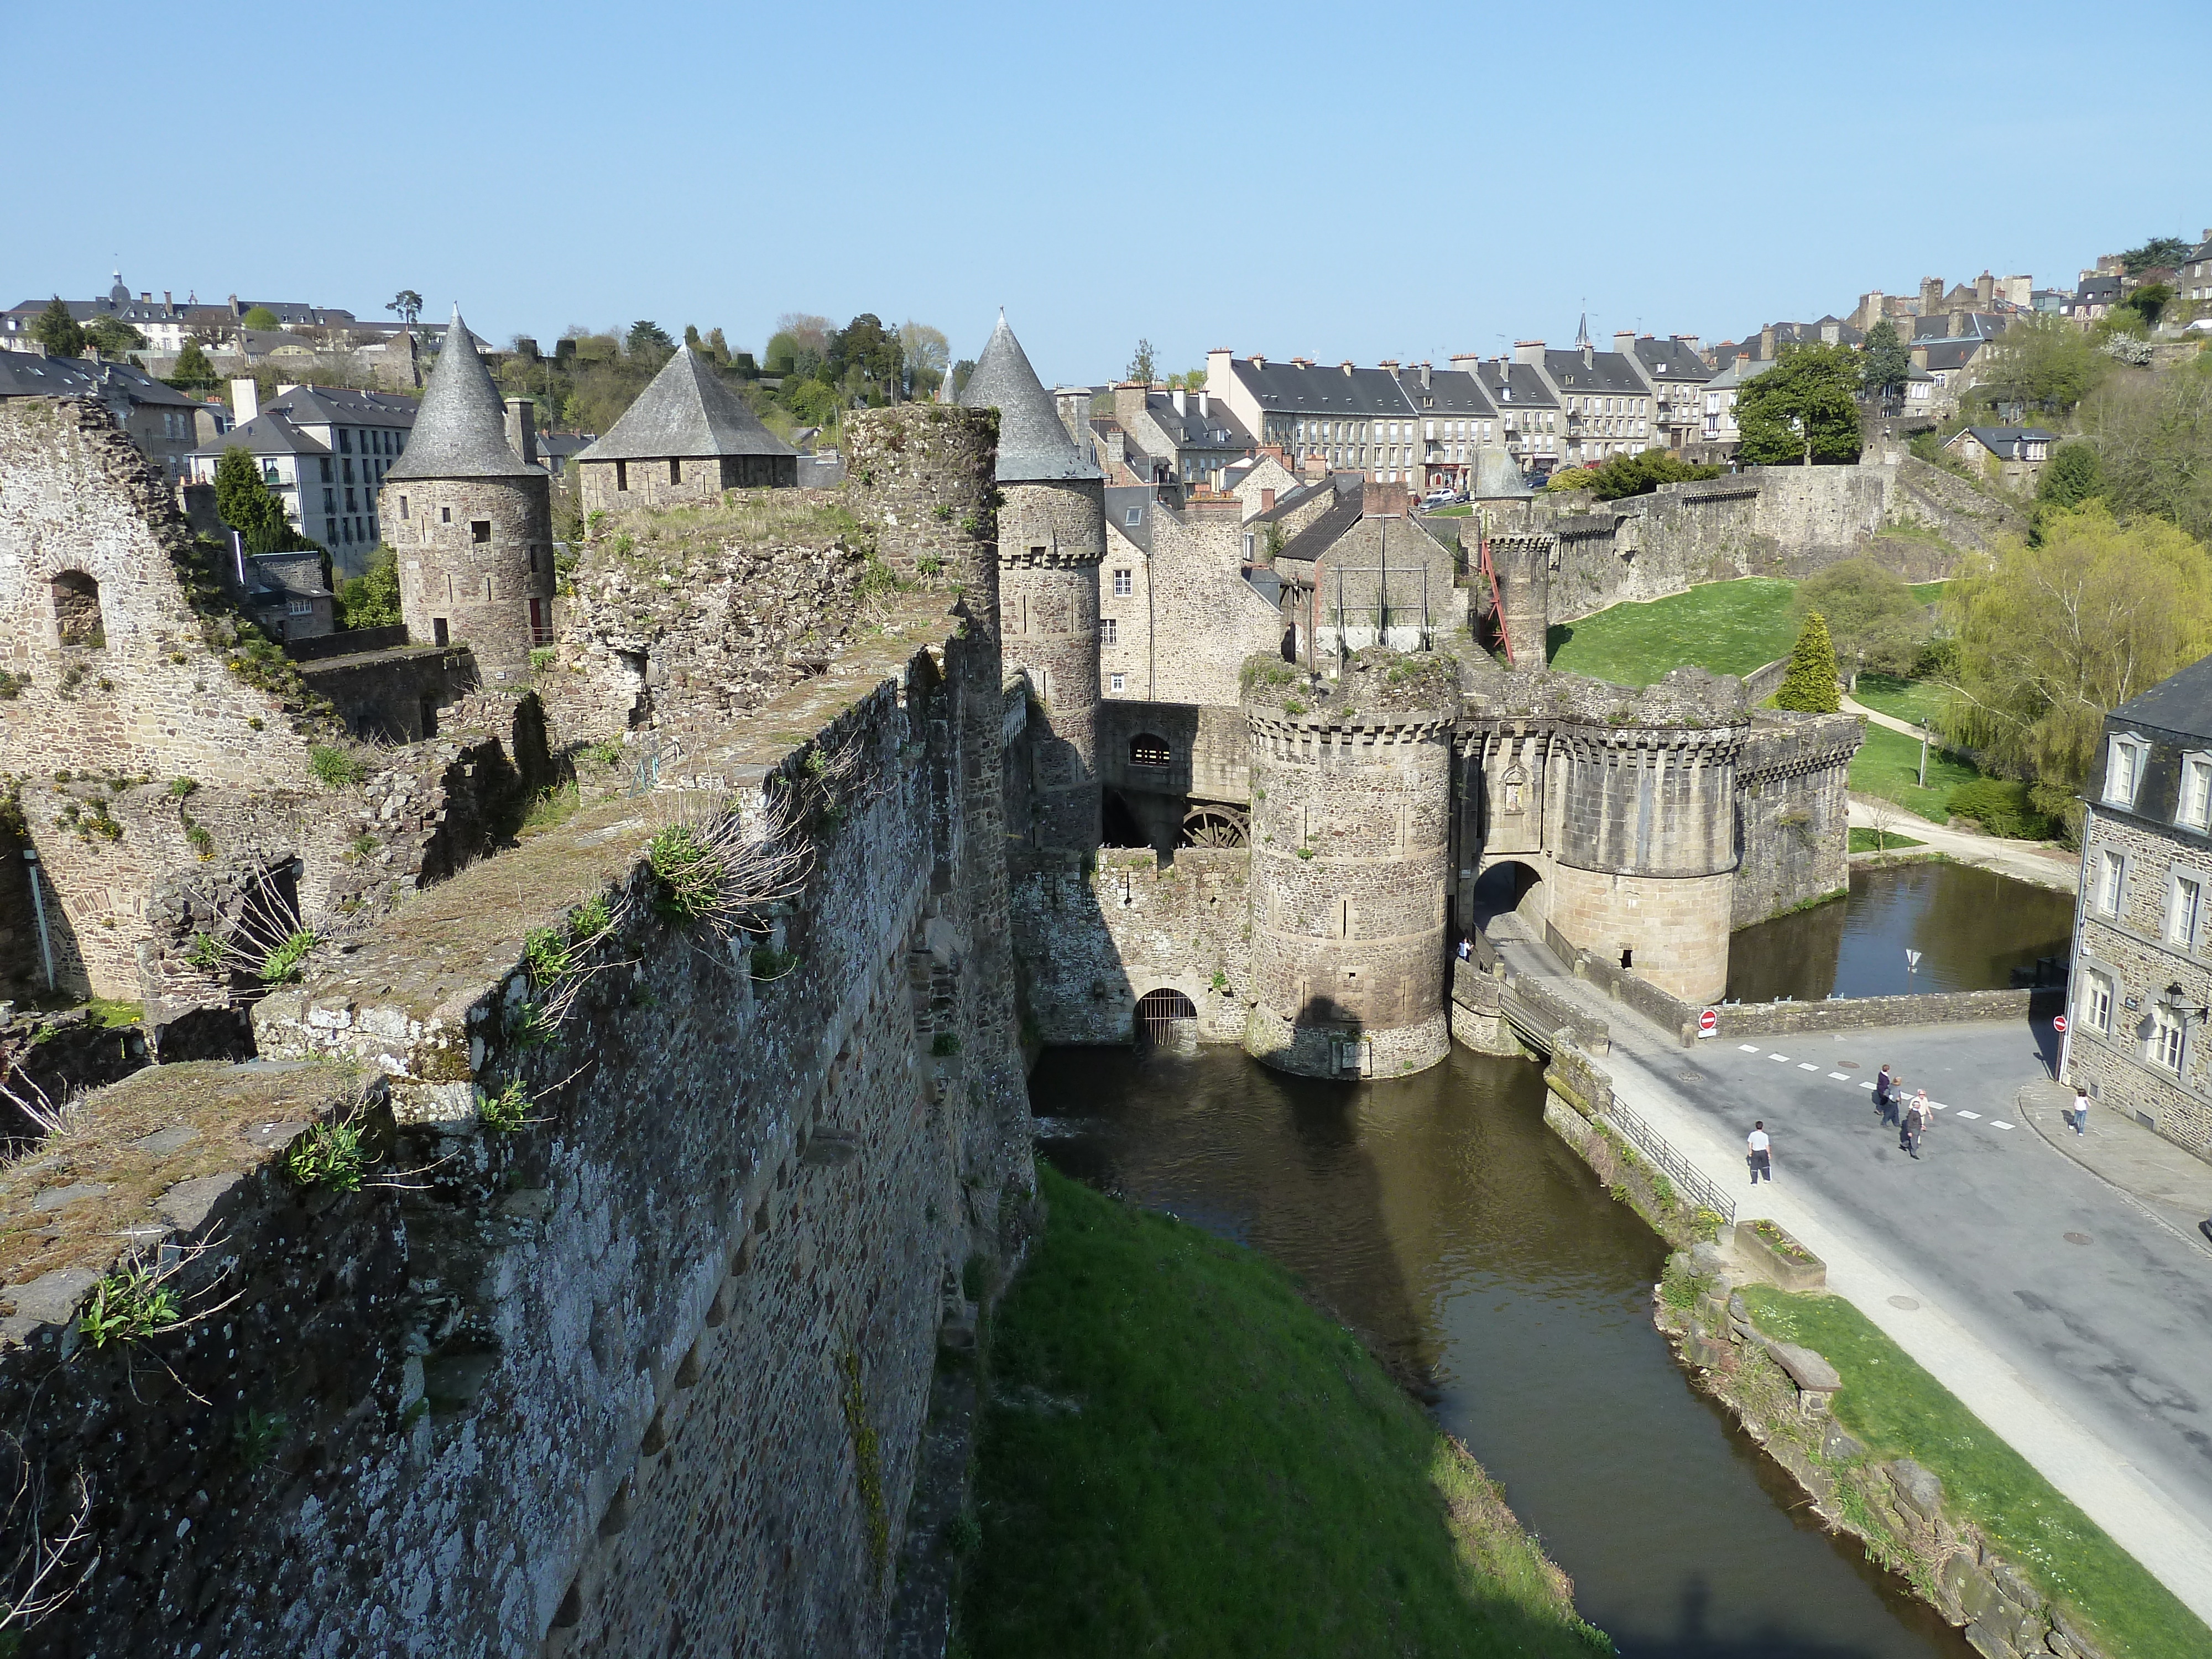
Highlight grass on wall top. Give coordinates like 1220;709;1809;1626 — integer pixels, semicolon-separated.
1544;578;1802;685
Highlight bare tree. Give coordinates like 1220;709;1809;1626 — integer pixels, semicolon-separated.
0;1445;92;1638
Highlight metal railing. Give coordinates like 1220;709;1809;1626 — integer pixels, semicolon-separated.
1604;1091;1736;1226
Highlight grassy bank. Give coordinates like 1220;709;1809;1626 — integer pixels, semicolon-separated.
1848;826;1925;852
1742;1287;2209;1659
959;1165;1608;1657
1545;577;1799;683
1849;721;1981;822
1851;671;1951;727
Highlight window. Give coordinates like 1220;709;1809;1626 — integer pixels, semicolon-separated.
339;429;352;453
1109;673;1125;692
433;618;449;646
2080;971;2114;1035
670;458;682;485
2106;735;2146;805
2173;875;2203;947
440;506;452;524
344;489;356;513
287;598;312;616
1100;617;1118;645
1113;568;1133;598
399;494;409;520
50;570;104;648
2150;1006;2185;1072
2182;755;2212;831
471;520;492;544
616;460;629;492
1130;733;1171;768
326;517;337;542
324;489;336;513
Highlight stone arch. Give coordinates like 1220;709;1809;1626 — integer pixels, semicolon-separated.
1128;732;1171;769
1470;858;1547;932
1134;987;1197;1049
51;570;105;648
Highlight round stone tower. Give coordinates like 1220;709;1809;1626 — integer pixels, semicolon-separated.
1486;531;1553;668
1242;649;1458;1078
1543;671;1745;1004
961;314;1103;855
378;306;552;677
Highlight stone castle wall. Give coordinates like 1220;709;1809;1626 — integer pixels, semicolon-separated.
0;409;1027;1657
1733;712;1862;928
380;472;553;675
998;478;1103;853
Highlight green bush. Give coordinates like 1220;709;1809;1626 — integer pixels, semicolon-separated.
1945;777;2052;839
309;745;366;789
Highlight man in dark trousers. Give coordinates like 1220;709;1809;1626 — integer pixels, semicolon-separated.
1874;1063;1899;1127
1747;1121;1772;1183
1902;1091;1930;1159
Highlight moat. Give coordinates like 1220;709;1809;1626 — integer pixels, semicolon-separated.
1725;862;2074;1005
1032;1044;1971;1658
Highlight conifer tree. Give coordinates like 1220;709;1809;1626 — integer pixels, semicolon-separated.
1775;611;1841;713
32;296;84;358
213;446;305;555
169;337;218;391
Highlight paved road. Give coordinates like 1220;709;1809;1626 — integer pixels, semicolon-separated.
1494;933;2212;1620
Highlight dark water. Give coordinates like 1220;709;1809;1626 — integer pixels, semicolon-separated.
1031;1043;1968;1659
1726;862;2074;1005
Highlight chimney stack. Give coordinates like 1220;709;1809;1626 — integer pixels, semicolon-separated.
231;377;259;422
1197;390;1209;418
1975;271;1996;307
1919;276;1943;313
504;398;539;468
1614;330;1636;357
1759;325;1776;360
1513;340;1545;367
1418;362;1431;389
1172;388;1187;416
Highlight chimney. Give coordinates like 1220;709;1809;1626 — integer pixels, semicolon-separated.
1580;340;1593;368
1513;340;1545;366
1419;362;1431;389
1975;271;1996;307
1340;361;1354;374
504;398;539;467
1919;276;1943;313
1248;353;1266;368
163;290;171;307
1197;390;1209;418
1360;476;1410;517
231;377;259;422
1206;347;1232;392
139;291;150;302
1172;388;1187;416
1379;359;1399;373
1759;325;1776;360
1675;335;1701;355
1613;330;1636;357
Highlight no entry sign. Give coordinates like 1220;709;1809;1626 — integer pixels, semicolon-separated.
1698;1008;1718;1037
2053;1014;2068;1034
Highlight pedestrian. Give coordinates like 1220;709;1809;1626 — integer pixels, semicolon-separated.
1902;1091;1929;1159
1457;934;1472;963
2070;1086;2089;1137
1747;1120;1773;1184
1874;1063;1898;1126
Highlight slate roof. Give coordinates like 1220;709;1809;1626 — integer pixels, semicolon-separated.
1912;311;2007;341
1919;340;1982;373
1949;426;2056;461
1136;392;1249;451
959;314;1095;483
189;411;329;459
1273;491;1363;567
1104;486;1155;554
1704;357;1777;393
0;353;201;408
2114;653;2212;744
1630;338;1711;383
1473;361;1557;409
263;384;419;429
2074;275;2124;304
1223;357;1496;420
1543;349;1647;397
384;307;538;481
573;346;795;464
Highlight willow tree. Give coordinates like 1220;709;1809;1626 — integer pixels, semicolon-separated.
1940;502;2212;826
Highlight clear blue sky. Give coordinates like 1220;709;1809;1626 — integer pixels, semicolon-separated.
5;0;2205;387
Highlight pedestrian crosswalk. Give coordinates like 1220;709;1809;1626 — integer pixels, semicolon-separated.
1731;1044;2016;1136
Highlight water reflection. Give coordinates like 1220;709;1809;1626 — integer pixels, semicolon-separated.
1031;1043;1968;1658
1726;863;2074;1005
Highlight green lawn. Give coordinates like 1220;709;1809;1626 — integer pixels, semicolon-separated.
961;1166;1608;1657
1851;673;1952;728
1743;1288;2208;1659
1848;826;1926;852
1546;577;1801;684
1908;580;1949;606
1849;721;1980;822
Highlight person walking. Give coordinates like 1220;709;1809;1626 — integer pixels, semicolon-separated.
2070;1086;2090;1137
1747;1120;1773;1184
1874;1063;1898;1127
1902;1091;1930;1159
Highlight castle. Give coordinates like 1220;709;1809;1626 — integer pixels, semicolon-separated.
0;307;1916;1655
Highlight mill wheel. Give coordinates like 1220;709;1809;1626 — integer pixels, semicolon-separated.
1179;805;1248;848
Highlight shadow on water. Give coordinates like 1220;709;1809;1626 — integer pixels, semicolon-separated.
1030;1042;1970;1659
1726;862;2074;1005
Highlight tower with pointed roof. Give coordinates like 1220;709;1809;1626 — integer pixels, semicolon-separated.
960;314;1105;855
571;345;797;515
377;309;552;675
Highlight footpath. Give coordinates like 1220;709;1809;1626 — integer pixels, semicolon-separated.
1488;930;2212;1629
1845;794;2078;891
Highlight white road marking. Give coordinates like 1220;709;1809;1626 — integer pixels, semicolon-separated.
1798;1062;1820;1071
1770;1053;1791;1062
1739;1044;1762;1052
1991;1121;2015;1130
1860;1081;1876;1089
1828;1072;1850;1081
1955;1110;1982;1120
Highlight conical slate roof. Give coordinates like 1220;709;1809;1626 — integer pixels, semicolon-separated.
959;313;1095;483
573;346;795;463
385;307;539;481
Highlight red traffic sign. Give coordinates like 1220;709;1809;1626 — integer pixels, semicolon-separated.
2053;1014;2068;1034
1698;1008;1718;1036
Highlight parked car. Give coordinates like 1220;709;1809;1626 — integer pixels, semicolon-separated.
1421;489;1455;507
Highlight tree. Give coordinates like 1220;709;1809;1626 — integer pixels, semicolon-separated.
167;337;219;392
387;290;424;327
2036;441;2102;510
1126;338;1156;385
240;306;281;331
826;314;901;403
1793;558;1929;688
1974;315;2106;416
1543;466;1600;494
898;321;949;398
1940;502;2212;825
1775;611;1841;712
626;320;674;361
2080;352;2212;542
1587;449;1721;500
82;316;145;356
2114;283;2173;332
212;447;315;555
1861;319;1910;398
31;298;83;359
2119;237;2189;276
1734;344;1863;466
336;546;402;629
948;358;976;400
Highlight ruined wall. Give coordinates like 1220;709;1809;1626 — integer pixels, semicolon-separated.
1009;847;1250;1045
1733;712;1862;927
299;643;468;743
0;409;1030;1658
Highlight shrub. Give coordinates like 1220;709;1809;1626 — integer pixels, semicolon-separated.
478;1078;530;1133
1945;777;2053;840
168;776;199;798
286;1119;369;1190
78;1260;181;1347
309;745;365;789
185;933;223;972
648;822;718;921
259;929;317;983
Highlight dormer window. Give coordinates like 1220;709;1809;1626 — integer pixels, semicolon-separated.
2106;734;2148;807
2182;754;2212;831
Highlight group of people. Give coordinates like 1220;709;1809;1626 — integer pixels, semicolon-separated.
1872;1065;1934;1157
